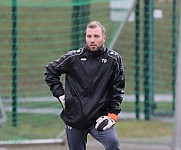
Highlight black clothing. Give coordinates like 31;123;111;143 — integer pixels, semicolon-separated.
44;46;125;129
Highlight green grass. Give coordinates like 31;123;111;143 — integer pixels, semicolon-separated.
0;113;173;141
121;101;173;113
0;113;65;140
1;98;174;141
116;119;173;138
0;101;173;141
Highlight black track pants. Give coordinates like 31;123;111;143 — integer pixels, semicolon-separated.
65;125;120;150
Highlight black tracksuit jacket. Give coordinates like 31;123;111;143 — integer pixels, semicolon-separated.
44;46;125;129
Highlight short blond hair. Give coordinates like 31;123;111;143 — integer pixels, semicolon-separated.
86;21;106;34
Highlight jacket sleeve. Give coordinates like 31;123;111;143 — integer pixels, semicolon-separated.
108;54;125;115
44;52;73;98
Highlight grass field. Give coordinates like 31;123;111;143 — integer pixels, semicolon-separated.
0;118;174;150
0;114;173;140
0;98;174;141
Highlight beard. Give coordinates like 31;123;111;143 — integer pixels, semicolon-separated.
87;44;103;51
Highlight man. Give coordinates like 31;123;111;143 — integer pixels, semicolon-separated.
44;21;125;150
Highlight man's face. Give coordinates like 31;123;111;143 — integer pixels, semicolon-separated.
86;26;106;51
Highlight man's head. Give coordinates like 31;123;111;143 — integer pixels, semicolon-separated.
86;21;106;51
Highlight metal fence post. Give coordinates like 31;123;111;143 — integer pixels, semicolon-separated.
143;0;155;120
135;0;141;119
172;0;178;111
11;0;18;126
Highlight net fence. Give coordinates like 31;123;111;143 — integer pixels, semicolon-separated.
0;0;180;148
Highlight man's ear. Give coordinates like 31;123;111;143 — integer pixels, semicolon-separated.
103;34;106;42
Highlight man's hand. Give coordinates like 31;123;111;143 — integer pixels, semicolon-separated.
58;95;65;109
95;116;115;131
